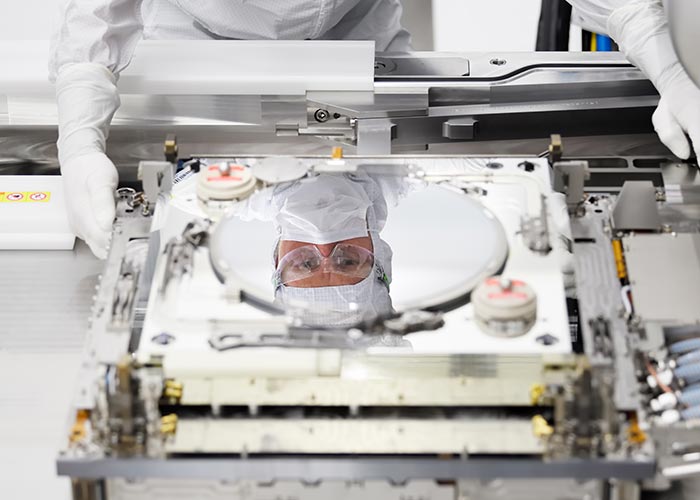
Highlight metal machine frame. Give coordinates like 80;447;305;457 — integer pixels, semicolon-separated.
4;52;699;500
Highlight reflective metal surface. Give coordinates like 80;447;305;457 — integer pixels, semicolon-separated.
0;52;669;167
4;51;696;500
374;55;470;78
207;178;508;318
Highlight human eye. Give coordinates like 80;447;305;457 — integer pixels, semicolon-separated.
301;258;318;270
334;247;362;270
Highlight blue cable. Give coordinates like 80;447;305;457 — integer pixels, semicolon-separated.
595;34;613;51
681;406;700;420
680;389;700;408
670;338;700;355
675;362;700;385
677;349;700;366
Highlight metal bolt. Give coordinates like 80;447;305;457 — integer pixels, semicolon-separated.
314;109;330;123
347;328;364;340
218;163;231;176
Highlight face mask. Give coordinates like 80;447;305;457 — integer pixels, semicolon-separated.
275;174;372;245
275;263;392;327
274;231;393;327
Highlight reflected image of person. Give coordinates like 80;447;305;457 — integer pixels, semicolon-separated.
271;173;395;327
242;170;416;327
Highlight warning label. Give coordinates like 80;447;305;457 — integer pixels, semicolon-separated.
29;192;48;201
0;191;51;203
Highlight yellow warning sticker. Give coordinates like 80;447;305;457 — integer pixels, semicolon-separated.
0;191;51;203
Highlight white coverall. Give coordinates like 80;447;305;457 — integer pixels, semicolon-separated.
50;0;410;258
51;0;700;258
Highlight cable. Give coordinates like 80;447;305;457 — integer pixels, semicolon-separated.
536;0;572;51
675;362;700;385
646;357;674;394
677;349;700;366
595;34;613;52
670;338;700;355
681;406;700;420
620;285;633;316
680;386;700;407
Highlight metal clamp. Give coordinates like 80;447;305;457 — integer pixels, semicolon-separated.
138;161;174;215
159;220;211;296
553;160;591;217
442;117;478;140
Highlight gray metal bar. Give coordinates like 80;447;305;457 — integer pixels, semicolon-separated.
56;457;656;481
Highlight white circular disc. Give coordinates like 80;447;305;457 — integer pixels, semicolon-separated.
209;183;508;314
251;157;309;185
381;184;508;311
209;214;278;304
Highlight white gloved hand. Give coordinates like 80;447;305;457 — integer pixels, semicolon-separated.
55;63;121;258
61;153;118;259
652;64;700;160
570;0;700;159
605;1;700;160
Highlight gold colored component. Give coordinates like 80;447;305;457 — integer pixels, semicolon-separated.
548;134;563;164
163;379;184;401
575;355;592;375
164;134;178;163
331;146;344;160
627;416;647;444
116;354;133;392
530;384;546;405
69;410;90;443
612;239;627;280
161;413;178;436
532;415;554;438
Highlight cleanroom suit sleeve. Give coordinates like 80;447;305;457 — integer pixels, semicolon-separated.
568;0;700;160
50;0;144;258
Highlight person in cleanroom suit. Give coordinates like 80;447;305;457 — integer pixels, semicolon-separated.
236;169;420;327
51;0;700;258
50;0;411;258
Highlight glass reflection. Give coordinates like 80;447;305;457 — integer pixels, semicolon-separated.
239;171;406;327
273;173;394;327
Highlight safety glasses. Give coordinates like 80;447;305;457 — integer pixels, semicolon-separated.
274;243;375;287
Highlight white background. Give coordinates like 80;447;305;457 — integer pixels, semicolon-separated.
432;0;542;51
0;0;554;51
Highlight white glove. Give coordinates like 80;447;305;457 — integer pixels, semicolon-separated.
55;63;121;258
606;1;700;160
61;153;118;259
570;0;700;159
652;63;700;160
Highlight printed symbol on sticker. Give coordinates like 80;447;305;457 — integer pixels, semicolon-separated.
7;192;23;201
30;192;47;201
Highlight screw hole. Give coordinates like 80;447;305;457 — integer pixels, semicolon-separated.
518;161;536;172
536;334;559;346
490;58;507;66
